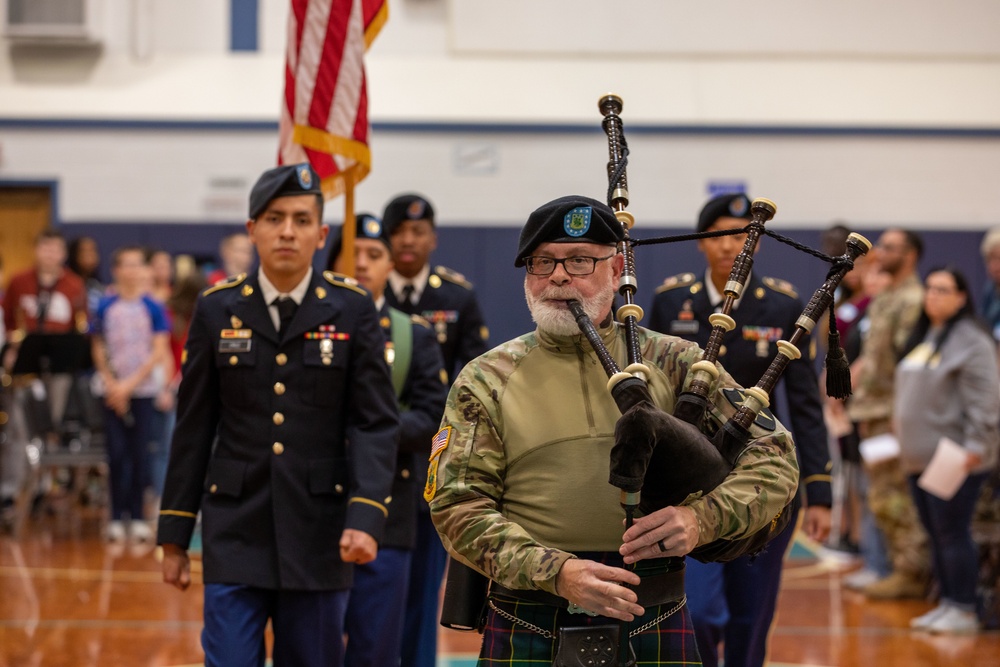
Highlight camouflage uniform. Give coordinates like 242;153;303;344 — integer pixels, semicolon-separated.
848;274;929;581
426;321;798;664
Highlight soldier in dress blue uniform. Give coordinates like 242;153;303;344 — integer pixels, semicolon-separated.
328;214;449;667
648;193;833;667
380;193;490;667
157;164;399;667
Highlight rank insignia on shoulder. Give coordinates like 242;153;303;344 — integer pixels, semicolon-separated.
763;276;798;299
434;265;473;289
202;273;248;297
323;271;368;296
655;272;696;294
722;388;777;432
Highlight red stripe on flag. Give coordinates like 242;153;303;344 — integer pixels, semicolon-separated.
307;1;351;131
291;0;309;61
352;72;368;143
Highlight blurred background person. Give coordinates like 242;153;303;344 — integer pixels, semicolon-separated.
1;229;88;523
148;248;174;306
67;236;106;316
847;229;930;599
895;267;999;634
978;227;1000;342
206;231;254;285
91;246;172;543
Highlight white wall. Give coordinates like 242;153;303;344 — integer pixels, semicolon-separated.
0;0;999;229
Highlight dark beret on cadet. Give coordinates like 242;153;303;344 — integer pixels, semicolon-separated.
382;194;435;235
249;163;323;219
328;213;389;266
514;195;624;268
697;193;752;233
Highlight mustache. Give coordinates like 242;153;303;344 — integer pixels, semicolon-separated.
536;287;584;302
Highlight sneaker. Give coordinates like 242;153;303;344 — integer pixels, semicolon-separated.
926;606;979;635
106;520;127;542
863;572;927;600
130;521;154;543
910;604;949;630
843;568;880;590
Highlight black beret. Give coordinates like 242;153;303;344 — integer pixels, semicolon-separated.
327;213;387;269
697;193;752;233
382;193;435;235
514;195;624;267
249;163;323;219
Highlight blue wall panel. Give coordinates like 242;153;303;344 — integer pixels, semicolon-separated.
63;224;987;348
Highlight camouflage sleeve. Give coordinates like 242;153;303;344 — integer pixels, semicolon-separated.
647;337;800;546
426;364;573;594
891;290;924;353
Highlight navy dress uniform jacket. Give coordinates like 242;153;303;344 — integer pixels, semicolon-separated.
157;270;400;591
649;272;832;507
385;265;489;382
379;303;448;549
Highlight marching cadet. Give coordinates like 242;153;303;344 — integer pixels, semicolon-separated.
328;214;449;667
157;164;399;667
380;193;489;667
649;193;832;667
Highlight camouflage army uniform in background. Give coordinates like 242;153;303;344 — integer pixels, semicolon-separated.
426;320;799;665
848;273;929;591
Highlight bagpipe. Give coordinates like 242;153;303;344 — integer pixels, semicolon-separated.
439;94;872;633
573;93;872;562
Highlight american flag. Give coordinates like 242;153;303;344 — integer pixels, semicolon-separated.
429;427;451;460
279;0;387;199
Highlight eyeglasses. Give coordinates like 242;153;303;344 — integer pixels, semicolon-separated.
524;255;616;276
925;285;959;296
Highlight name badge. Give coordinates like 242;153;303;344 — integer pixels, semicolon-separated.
670;320;699;335
219;339;252;354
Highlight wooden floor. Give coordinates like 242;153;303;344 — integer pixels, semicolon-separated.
1;505;998;667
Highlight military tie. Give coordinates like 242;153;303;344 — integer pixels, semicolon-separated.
274;296;298;338
400;284;415;307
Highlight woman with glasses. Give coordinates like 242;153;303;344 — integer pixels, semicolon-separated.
894;266;999;634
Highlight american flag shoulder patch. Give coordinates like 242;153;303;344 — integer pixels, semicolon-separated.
429;426;451;461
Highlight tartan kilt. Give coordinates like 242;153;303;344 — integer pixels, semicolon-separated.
477;594;702;666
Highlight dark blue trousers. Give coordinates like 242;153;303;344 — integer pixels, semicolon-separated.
400;510;448;667
345;547;413;667
103;397;155;521
203;583;349;667
685;505;800;667
908;472;987;609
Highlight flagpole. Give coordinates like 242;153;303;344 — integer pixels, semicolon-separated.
341;181;357;278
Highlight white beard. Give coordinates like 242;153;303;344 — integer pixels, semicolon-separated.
524;279;615;337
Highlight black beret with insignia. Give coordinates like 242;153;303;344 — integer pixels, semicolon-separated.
697;193;752;233
382;193;435;235
327;212;388;269
514;195;624;268
249;163;323;219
